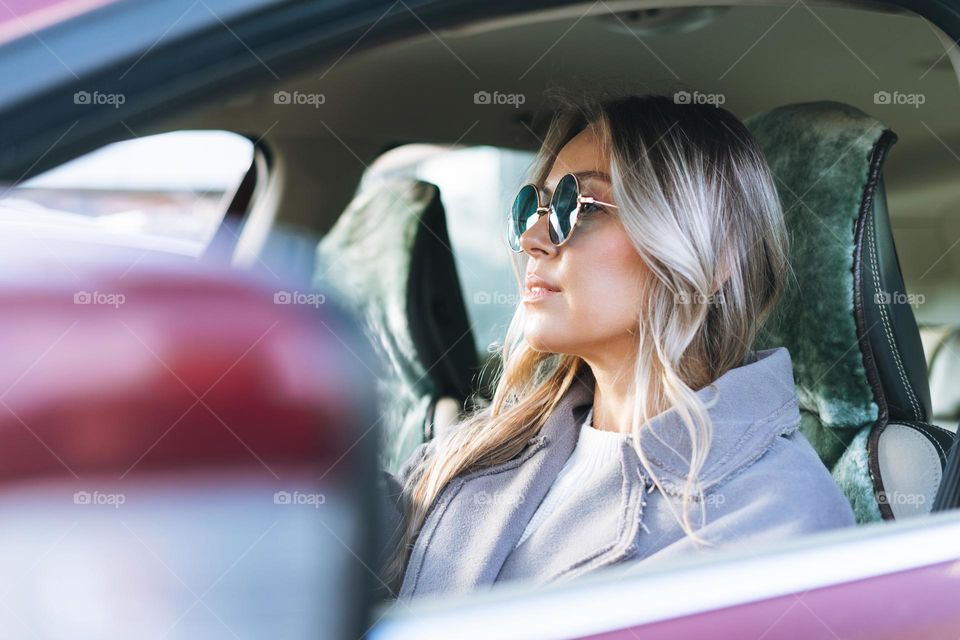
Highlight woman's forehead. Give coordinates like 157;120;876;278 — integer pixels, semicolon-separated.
543;127;610;193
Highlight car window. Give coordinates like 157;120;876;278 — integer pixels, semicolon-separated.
0;130;254;255
360;144;535;357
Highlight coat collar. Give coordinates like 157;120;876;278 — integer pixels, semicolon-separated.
541;346;802;495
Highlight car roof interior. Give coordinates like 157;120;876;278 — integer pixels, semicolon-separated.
147;0;959;326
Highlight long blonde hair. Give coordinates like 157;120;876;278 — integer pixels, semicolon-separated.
384;93;789;592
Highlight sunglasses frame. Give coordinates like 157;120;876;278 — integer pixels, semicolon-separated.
507;173;618;253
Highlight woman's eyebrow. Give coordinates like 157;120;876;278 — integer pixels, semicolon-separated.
541;171;612;197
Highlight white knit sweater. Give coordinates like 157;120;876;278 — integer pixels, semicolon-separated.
514;407;629;548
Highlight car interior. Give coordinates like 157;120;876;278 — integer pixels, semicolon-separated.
192;1;960;479
6;0;960;607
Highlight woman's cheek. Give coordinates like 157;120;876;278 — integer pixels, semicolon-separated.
582;258;646;332
585;276;635;331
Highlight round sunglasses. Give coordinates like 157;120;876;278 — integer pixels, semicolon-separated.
507;173;618;252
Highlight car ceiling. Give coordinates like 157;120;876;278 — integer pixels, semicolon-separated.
165;0;960;321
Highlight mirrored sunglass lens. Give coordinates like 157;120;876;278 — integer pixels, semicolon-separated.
550;174;579;243
510;185;539;249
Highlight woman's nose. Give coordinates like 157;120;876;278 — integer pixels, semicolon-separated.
520;212;557;257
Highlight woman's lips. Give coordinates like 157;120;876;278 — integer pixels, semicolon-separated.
523;287;561;303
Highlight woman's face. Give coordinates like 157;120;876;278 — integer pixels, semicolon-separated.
520;124;648;362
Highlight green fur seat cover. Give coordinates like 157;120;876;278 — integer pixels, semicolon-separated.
314;180;446;474
745;101;892;523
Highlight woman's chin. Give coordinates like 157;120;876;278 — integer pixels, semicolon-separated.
523;329;562;354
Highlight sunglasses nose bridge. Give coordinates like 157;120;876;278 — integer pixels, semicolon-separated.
514;205;554;252
510;183;572;252
525;206;550;236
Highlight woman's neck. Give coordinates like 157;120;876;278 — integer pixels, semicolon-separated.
590;373;635;435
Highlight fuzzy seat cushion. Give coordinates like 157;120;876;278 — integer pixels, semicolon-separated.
745;101;892;522
315;179;478;473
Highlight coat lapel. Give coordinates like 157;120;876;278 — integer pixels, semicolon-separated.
398;364;597;599
634;347;801;496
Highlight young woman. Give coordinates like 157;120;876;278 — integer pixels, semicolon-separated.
378;93;856;601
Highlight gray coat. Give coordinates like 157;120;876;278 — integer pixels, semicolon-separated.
378;347;856;601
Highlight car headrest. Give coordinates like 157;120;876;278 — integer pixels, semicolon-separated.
746;101;932;466
316;179;480;469
927;327;960;424
919;324;954;367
